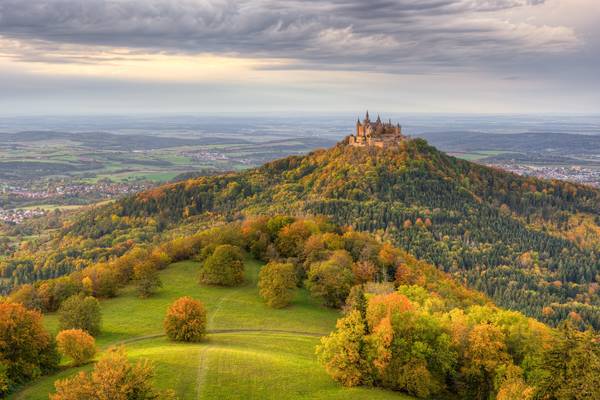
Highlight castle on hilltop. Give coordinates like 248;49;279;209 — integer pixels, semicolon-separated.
348;111;404;148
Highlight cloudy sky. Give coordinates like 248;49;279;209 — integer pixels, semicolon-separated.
0;0;598;115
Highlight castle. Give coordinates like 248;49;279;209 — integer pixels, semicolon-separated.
348;111;404;148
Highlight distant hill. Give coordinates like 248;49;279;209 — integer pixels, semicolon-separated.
4;136;600;328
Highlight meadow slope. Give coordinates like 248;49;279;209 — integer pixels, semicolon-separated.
10;259;412;400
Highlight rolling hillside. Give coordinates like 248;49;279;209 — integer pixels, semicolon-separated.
110;138;600;328
4;137;600;328
10;258;411;400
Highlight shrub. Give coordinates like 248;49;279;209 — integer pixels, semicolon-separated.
50;346;173;400
58;295;102;336
164;297;207;342
199;244;244;286
56;329;97;366
0;302;58;396
258;262;296;308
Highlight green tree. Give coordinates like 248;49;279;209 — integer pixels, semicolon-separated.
199;244;245;286
306;259;355;308
133;261;162;298
534;323;600;400
258;262;296;308
58;295;102;336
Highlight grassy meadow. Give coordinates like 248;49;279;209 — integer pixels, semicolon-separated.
10;259;411;400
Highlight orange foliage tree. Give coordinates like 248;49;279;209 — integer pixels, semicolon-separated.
0;302;58;396
164;297;207;342
56;329;96;366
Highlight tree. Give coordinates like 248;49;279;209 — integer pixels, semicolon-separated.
461;323;510;400
199;244;244;286
306;259;355;308
56;329;96;366
352;261;377;284
58;295;102;336
534;323;600;400
133;261;162;298
316;310;370;387
50;346;173;400
164;297;207;342
258;262;296;308
0;302;58;396
8;284;42;310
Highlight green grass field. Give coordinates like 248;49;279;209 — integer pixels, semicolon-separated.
10;259;411;400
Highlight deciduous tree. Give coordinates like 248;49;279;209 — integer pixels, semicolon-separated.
164;297;207;342
58;294;102;336
258;262;296;308
56;329;96;366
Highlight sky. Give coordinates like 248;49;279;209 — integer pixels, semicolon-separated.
0;0;598;115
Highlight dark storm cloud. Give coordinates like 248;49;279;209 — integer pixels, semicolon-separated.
0;0;577;73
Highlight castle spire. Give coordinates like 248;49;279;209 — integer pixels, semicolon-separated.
365;110;370;122
376;114;382;124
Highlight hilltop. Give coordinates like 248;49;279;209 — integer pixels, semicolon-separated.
3;129;600;328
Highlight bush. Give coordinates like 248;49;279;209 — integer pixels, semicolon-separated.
258;262;297;308
56;329;96;366
164;297;207;342
0;302;58;396
199;244;244;286
50;346;173;400
58;295;102;336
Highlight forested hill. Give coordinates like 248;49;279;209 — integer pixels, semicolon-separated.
7;137;600;328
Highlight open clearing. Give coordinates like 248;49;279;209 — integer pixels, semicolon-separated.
10;259;411;400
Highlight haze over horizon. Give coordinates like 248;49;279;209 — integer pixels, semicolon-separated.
1;0;599;116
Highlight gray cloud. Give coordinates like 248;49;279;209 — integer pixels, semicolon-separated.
0;0;579;73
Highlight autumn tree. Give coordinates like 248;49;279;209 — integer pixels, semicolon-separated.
0;302;58;396
534;323;600;400
306;257;355;308
164;297;207;342
461;323;510;400
275;220;313;258
58;294;102;336
199;244;244;286
50;346;173;400
133;260;162;298
56;329;96;366
8;284;42;310
352;261;377;284
316;310;370;387
258;262;296;308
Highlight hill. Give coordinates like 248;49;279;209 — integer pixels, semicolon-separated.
3;136;600;328
9;257;410;400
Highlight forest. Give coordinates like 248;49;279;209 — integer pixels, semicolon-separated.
2;216;598;399
2;138;600;329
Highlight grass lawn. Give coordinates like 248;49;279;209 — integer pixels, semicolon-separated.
10;259;411;400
